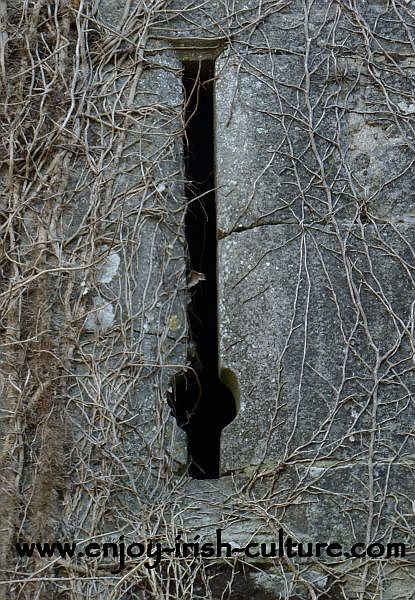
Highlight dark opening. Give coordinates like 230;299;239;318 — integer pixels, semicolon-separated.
168;60;237;479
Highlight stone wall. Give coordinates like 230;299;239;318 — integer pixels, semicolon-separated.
0;0;414;598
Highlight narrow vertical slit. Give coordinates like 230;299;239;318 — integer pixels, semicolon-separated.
170;59;236;479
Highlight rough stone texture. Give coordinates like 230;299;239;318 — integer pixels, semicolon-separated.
67;52;190;511
219;223;415;469
175;465;414;597
2;0;415;598
178;462;414;545
212;9;415;586
215;48;415;233
1;40;189;595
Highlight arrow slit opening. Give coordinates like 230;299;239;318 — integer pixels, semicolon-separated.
169;59;237;479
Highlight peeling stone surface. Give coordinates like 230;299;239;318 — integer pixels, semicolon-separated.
98;251;120;283
84;295;115;331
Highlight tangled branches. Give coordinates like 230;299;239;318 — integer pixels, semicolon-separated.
0;0;414;598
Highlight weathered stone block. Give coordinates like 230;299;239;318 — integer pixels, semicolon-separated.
175;461;413;596
178;461;414;542
62;52;190;529
216;49;415;231
219;223;415;470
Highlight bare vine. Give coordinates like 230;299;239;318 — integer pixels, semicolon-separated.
0;0;414;598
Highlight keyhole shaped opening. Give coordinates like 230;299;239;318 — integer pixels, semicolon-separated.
168;59;237;479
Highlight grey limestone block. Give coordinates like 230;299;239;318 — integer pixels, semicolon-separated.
218;223;415;471
176;462;414;543
174;461;413;591
148;0;415;54
215;44;415;233
64;51;190;518
150;0;229;43
231;0;415;55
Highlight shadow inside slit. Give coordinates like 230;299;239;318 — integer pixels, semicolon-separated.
167;59;237;479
